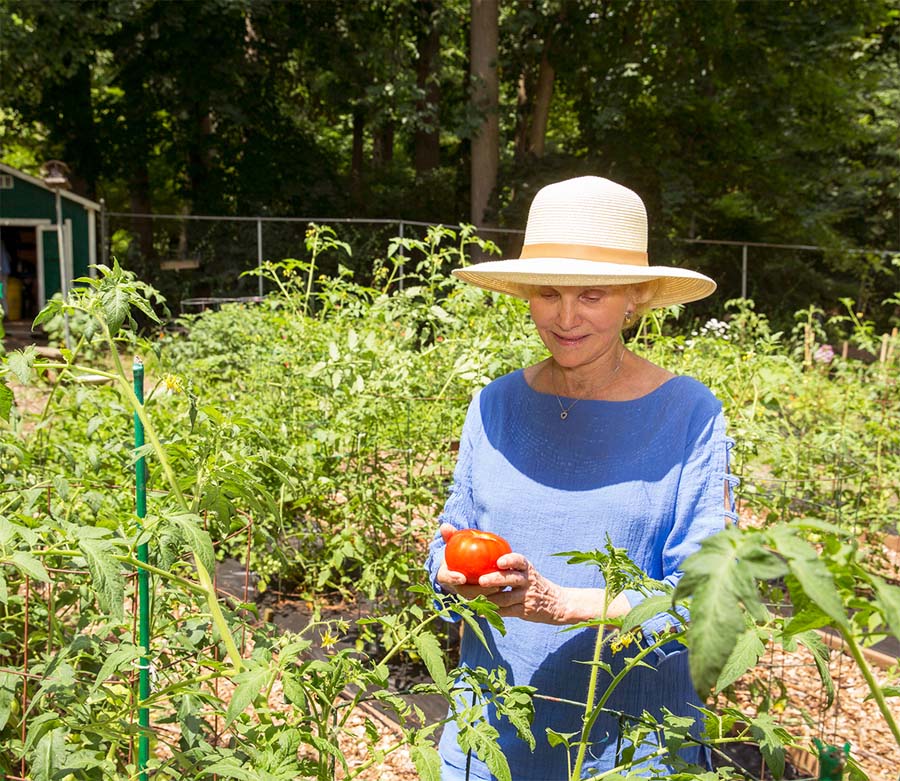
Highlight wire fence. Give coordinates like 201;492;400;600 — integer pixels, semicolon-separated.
100;209;900;322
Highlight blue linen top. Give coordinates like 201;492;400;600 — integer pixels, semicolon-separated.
425;370;738;780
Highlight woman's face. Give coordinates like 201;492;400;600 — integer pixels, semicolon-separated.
528;285;632;370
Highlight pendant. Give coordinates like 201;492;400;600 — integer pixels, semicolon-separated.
560;411;569;420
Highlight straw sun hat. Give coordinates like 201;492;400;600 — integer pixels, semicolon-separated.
453;176;716;309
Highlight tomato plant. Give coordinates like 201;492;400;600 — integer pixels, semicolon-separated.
1;225;898;780
444;529;512;583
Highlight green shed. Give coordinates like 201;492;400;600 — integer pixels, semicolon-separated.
0;161;100;322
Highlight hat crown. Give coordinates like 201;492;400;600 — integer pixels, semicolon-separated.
523;176;648;254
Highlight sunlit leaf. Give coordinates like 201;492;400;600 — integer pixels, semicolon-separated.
79;537;125;620
715;625;766;692
224;664;269;728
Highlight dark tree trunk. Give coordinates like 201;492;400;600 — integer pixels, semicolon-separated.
351;108;365;205
528;45;555;157
514;70;529;163
44;62;99;200
129;163;154;265
414;0;442;174
470;0;499;227
372;122;394;167
187;109;213;212
119;65;155;264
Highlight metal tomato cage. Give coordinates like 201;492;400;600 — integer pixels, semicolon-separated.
719;440;899;781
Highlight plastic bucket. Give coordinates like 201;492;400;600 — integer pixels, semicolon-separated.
4;276;23;320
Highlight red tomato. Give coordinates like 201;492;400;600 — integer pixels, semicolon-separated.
444;529;512;584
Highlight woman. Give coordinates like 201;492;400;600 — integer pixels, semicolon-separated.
425;176;737;780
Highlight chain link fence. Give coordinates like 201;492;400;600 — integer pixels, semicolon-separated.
101;212;528;313
101;209;899;327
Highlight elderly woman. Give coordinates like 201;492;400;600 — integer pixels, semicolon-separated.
425;177;737;780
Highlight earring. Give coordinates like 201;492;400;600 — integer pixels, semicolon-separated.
623;311;634;324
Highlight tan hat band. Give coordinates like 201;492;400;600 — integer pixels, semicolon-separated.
519;242;648;266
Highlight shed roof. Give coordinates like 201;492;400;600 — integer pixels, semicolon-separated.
0;162;101;212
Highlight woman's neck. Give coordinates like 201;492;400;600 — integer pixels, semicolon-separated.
551;344;627;399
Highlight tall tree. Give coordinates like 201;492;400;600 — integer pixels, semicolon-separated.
0;0;115;197
470;0;499;226
413;0;443;174
506;1;566;162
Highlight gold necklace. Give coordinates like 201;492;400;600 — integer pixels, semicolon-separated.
552;346;625;420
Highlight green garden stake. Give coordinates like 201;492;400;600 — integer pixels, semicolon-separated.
813;737;850;781
134;357;151;781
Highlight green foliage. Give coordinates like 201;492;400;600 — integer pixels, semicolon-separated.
3;1;899;321
676;518;900;750
1;226;899;778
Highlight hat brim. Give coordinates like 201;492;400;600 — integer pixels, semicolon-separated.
452;257;716;308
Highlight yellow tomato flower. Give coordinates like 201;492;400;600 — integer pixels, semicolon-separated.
164;374;184;394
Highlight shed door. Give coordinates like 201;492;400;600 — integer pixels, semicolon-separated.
37;221;73;308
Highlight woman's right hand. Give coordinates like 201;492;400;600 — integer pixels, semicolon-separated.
435;523;503;599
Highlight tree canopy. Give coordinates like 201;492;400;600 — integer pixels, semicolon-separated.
2;0;898;321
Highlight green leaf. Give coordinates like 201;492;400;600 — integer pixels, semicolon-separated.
0;516;16;545
308;732;348;768
545;728;577;748
735;543;789;582
429;304;452;321
871;575;900;642
165;512;216;576
502;688;536;749
410;743;442;781
32;726;68;781
79;538;125;620
749;713;790;779
10;550;50;582
795;630;834;707
282;672;308;710
620;594;676;632
675;528;756;695
783;605;831;636
458;721;511;781
715;625;766;692
201;760;258;780
53;474;70;501
87;414;104;437
32;304;57;329
7;346;37;384
0;381;13;420
768;526;848;629
412;630;448;689
224;664;269;728
90;645;143;696
0;671;18;730
100;284;131;334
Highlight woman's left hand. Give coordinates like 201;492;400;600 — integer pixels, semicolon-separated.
477;553;573;625
479;553;632;626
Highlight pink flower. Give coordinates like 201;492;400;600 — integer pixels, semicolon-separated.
814;344;835;364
